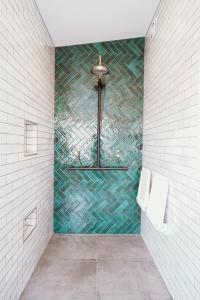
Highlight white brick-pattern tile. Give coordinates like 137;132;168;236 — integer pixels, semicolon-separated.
142;1;200;299
0;0;54;299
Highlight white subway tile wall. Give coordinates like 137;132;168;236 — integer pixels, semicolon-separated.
142;0;200;299
0;0;54;299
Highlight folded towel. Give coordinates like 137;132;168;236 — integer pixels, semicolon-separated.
146;172;169;230
137;168;151;211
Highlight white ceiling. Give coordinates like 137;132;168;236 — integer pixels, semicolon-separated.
35;0;160;47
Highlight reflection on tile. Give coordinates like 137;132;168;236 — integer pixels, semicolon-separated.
42;234;97;260
21;259;96;300
97;292;146;300
136;260;172;299
21;287;96;300
97;235;151;260
21;286;65;300
145;294;173;300
97;259;172;299
97;260;139;295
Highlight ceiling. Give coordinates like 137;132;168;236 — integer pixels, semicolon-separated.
35;0;160;47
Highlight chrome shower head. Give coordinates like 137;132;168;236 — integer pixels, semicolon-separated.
91;55;109;78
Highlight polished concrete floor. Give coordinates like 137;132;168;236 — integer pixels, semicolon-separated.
20;235;172;300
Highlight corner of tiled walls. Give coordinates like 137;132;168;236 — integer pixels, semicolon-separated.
0;1;54;299
142;0;200;299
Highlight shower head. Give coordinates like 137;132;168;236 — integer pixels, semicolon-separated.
91;55;109;78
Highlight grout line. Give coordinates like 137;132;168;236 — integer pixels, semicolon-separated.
95;258;98;300
96;235;98;300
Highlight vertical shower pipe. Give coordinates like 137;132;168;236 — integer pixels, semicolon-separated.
96;54;104;168
97;78;102;168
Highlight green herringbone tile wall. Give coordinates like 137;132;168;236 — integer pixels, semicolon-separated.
55;38;144;234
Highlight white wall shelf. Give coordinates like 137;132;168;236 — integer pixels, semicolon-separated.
23;208;37;242
24;120;38;156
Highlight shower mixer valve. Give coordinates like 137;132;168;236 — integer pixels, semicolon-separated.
77;149;81;159
116;154;120;163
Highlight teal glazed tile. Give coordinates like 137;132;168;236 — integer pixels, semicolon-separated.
54;38;144;234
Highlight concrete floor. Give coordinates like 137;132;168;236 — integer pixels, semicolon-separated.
20;235;172;300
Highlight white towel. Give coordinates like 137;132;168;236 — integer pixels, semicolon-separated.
146;173;168;230
137;168;151;211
